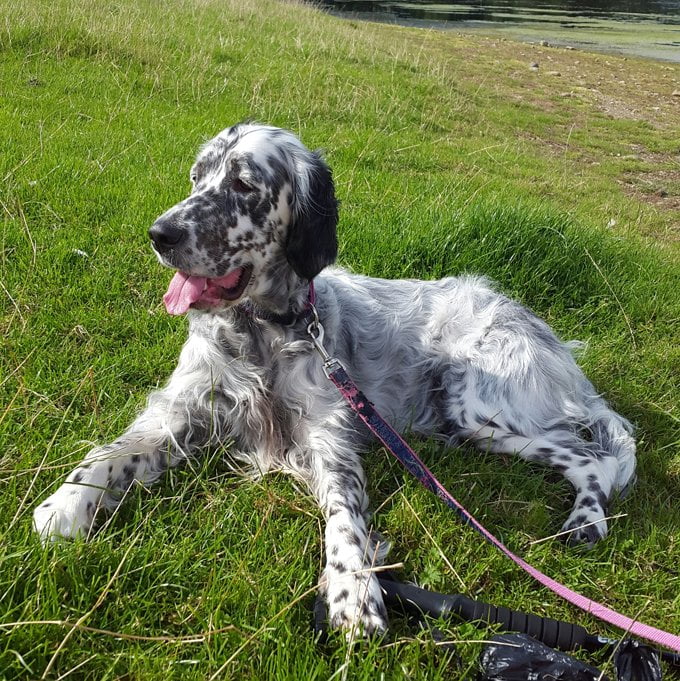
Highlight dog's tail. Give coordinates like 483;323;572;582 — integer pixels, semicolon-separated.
590;402;637;494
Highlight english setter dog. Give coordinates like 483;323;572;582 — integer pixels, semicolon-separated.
34;123;636;635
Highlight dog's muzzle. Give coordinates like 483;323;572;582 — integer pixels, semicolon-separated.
149;217;185;252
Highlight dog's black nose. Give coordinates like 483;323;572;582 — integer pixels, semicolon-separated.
149;219;185;249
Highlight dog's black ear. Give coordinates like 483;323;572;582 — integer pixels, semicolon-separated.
285;151;338;281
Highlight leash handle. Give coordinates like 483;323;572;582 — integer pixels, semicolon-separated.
377;577;599;652
314;352;680;653
378;577;680;667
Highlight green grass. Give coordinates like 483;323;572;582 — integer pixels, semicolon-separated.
1;0;679;678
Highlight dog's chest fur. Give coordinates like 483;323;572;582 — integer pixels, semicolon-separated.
185;309;341;473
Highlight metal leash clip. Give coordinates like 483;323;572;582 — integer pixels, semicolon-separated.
307;304;342;377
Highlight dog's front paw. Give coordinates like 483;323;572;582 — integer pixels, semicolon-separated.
323;570;388;637
33;488;97;542
560;509;608;546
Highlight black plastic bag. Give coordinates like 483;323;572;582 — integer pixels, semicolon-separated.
479;633;609;681
614;639;662;681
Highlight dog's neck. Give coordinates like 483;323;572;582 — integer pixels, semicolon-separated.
238;278;315;327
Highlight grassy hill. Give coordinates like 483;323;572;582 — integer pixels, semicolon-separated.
1;0;678;678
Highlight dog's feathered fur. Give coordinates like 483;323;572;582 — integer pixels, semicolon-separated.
34;123;636;634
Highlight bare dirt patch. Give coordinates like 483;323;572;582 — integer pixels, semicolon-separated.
620;146;680;231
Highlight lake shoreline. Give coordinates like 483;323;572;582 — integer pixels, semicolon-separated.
318;5;680;64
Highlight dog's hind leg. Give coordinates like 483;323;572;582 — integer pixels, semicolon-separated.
440;365;626;545
469;423;619;544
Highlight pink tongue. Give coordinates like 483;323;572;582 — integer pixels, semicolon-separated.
163;272;207;315
162;269;244;315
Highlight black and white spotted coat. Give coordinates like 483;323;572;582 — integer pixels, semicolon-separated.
33;123;637;635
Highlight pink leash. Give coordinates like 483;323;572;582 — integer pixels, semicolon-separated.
305;303;680;653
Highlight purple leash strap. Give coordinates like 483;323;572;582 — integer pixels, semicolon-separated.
306;312;680;653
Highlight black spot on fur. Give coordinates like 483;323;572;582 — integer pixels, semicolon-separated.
119;465;136;488
579;495;597;509
343;530;362;548
333;589;349;604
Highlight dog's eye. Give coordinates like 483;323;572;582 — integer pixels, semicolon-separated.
231;178;254;193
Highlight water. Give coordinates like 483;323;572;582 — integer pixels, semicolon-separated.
316;0;680;62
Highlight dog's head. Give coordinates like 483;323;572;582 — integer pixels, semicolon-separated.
150;123;338;315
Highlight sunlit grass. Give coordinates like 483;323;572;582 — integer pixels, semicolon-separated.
1;0;678;678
